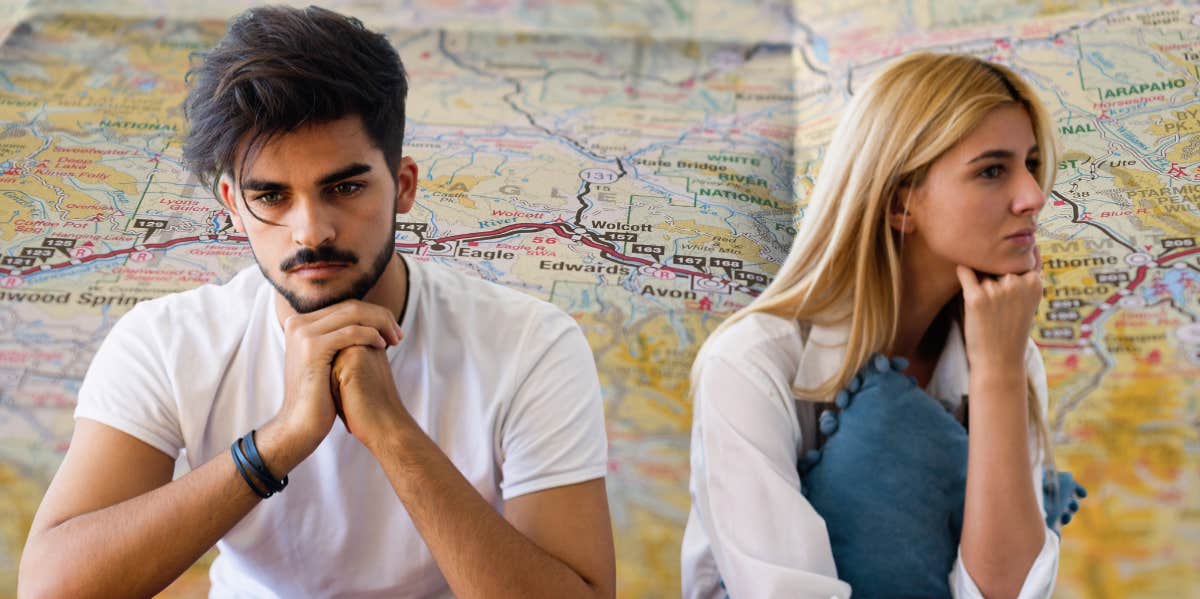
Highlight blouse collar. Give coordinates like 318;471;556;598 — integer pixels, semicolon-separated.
790;318;971;413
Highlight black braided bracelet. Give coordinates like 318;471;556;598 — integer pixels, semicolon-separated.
231;438;272;499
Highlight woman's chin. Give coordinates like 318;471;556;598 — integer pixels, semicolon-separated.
1000;258;1040;276
969;258;1038;278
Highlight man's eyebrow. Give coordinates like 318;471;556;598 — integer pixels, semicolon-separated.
240;163;373;192
967;144;1039;164
241;178;286;192
317;163;372;186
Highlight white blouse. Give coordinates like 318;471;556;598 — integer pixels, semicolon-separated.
681;312;1060;599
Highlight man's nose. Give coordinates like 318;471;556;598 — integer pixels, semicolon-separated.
288;195;336;248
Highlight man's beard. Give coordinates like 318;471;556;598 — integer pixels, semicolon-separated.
256;233;396;314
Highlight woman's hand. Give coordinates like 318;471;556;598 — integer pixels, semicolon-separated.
954;247;1042;373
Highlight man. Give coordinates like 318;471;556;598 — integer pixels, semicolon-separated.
18;6;615;598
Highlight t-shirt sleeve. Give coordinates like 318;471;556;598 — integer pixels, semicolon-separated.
496;310;607;500
74;304;183;458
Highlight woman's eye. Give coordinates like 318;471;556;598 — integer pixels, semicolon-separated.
1026;159;1041;173
979;164;1005;179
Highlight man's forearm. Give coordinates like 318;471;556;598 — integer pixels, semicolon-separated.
19;424;301;599
961;367;1046;598
20;453;257;598
367;422;606;599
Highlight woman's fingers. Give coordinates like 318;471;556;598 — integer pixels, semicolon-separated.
956;264;982;296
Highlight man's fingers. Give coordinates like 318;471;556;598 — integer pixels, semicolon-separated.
330;382;351;434
294;300;402;345
328;358;347;432
282;300;345;329
322;326;388;359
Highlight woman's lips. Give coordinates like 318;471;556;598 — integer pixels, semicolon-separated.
1005;226;1036;246
1005;232;1036;247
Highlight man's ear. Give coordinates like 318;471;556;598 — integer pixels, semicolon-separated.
394;156;419;217
887;186;917;235
217;174;246;233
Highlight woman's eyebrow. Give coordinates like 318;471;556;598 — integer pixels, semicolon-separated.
966;144;1039;164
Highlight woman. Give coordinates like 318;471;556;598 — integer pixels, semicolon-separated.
682;52;1079;598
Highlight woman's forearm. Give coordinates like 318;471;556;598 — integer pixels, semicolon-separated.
960;366;1046;598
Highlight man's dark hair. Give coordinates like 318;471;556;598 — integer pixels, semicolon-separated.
182;5;408;193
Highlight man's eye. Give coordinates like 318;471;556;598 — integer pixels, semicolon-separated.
254;192;283;205
332;182;363;195
979;164;1005;179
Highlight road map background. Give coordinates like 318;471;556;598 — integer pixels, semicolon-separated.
1;0;1198;597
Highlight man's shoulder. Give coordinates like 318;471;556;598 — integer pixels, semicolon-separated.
117;265;266;332
413;257;572;329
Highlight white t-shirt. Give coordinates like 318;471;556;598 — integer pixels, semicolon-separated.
681;311;1059;599
75;255;608;598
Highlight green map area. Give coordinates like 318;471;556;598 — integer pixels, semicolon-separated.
1;1;1198;597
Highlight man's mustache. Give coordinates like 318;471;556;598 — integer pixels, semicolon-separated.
280;246;359;272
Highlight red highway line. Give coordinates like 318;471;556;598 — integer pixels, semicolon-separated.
7;224;1197;315
1159;246;1200;263
3;222;751;294
1077;264;1148;328
8;221;1195;336
2;233;250;277
1040;262;1158;350
394;221;739;288
1040;243;1200;351
395;222;557;245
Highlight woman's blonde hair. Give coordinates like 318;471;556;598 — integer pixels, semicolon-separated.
699;52;1056;457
